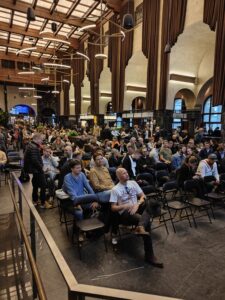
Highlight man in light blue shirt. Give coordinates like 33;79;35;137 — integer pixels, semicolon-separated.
63;159;98;221
171;145;186;170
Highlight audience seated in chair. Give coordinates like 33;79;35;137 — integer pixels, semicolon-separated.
109;168;163;268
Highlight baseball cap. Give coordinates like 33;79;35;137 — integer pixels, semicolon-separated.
208;153;218;161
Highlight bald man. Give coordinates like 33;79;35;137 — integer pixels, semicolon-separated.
109;168;163;268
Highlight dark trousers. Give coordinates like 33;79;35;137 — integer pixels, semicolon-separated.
112;204;154;258
32;173;46;205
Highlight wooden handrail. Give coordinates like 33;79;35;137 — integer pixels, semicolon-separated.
10;172;181;300
8;179;47;300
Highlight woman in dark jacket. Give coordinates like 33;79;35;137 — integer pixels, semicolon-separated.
177;156;198;188
24;133;50;208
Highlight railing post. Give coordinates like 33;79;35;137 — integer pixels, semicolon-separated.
68;290;85;300
18;187;23;219
30;211;38;300
12;175;15;198
18;187;24;245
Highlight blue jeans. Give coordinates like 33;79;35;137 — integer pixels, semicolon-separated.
96;190;111;203
73;194;98;221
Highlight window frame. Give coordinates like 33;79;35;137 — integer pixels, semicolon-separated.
202;96;222;131
172;98;185;129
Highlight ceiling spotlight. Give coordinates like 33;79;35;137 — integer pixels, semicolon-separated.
51;22;57;33
95;53;107;59
52;90;60;94
33;95;42;99
27;7;36;21
122;13;134;29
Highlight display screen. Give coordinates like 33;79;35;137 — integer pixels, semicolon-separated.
10;105;30;115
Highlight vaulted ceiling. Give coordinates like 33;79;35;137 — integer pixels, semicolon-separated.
0;0;128;85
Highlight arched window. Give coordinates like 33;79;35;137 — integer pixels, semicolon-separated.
172;98;185;129
131;97;146;112
203;96;222;131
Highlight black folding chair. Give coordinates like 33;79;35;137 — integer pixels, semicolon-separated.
161;181;195;233
183;180;214;224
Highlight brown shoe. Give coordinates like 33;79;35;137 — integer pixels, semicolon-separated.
134;226;149;235
145;256;164;268
78;232;85;242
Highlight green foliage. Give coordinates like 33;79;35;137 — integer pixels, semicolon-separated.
68;130;78;137
0;110;9;126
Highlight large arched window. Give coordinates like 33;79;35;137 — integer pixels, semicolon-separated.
203;96;222;131
172;98;185;129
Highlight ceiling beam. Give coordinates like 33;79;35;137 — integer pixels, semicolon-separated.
0;39;68;61
66;0;80;18
0;0;94;28
0;22;79;49
0;52;49;64
79;9;114;43
0;68;55;85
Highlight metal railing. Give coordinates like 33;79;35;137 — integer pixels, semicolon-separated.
9;171;180;300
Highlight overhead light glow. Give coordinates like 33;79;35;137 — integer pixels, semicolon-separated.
16;47;37;55
33;95;42;99
41;77;49;82
43;63;71;69
52;90;60;94
120;30;125;41
31;103;37;106
18;71;35;75
42;37;71;46
77;24;96;32
63;79;70;84
32;66;42;71
95;53;107;59
18;87;35;90
76;52;90;61
39;30;53;35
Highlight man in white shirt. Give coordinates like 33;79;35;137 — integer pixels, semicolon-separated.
42;146;59;180
110;168;163;268
196;153;220;183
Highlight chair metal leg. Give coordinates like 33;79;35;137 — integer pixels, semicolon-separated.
210;204;215;219
161;215;169;234
184;208;192;228
205;207;212;223
77;230;82;260
189;206;197;228
168;208;176;233
63;210;69;236
103;230;108;252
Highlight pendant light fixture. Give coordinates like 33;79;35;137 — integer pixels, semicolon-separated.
122;0;134;29
95;0;107;59
51;22;57;33
27;7;36;21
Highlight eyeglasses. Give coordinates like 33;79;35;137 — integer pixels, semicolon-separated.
125;186;130;195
